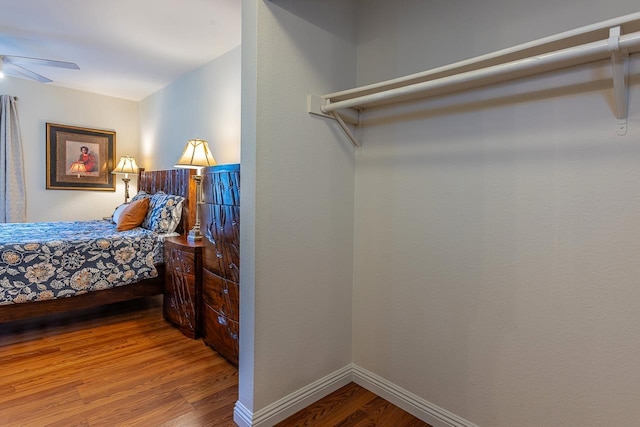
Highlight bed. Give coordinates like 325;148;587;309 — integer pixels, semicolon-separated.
0;168;196;323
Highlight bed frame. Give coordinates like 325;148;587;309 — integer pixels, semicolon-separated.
0;168;197;324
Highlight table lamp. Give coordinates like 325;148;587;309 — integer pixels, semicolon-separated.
174;138;217;240
111;155;139;203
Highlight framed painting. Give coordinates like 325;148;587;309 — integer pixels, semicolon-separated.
46;123;116;191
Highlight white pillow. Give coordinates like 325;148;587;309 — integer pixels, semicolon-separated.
112;203;129;225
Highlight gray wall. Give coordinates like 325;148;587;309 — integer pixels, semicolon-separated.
239;0;358;414
353;1;640;426
139;46;241;169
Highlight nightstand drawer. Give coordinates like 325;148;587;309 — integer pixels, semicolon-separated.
163;236;203;339
201;204;240;282
202;269;239;322
202;302;239;365
165;246;197;274
202;167;240;206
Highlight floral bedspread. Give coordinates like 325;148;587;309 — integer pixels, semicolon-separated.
0;220;162;305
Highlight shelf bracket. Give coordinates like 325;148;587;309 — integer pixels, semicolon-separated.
307;94;362;147
608;26;629;136
330;111;361;147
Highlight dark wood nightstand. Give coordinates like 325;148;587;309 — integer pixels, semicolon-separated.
163;235;204;339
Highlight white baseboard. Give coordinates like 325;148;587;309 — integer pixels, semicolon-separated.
233;364;353;427
234;363;478;427
233;400;253;427
351;365;479;427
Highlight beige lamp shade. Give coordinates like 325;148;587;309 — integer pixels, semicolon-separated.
174;138;217;169
111;155;139;176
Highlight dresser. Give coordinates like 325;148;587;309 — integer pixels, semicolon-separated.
201;164;240;365
163;236;204;339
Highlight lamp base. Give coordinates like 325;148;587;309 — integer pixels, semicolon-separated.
122;177;131;203
187;174;204;241
187;226;203;241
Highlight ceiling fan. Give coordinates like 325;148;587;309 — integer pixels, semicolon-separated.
0;55;79;83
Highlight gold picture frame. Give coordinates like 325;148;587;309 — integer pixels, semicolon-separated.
46;123;116;191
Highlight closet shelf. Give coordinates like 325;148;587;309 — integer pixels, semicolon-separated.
308;12;640;147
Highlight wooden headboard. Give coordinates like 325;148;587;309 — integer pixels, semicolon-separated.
137;168;197;235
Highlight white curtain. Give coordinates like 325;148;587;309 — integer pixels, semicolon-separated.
0;95;26;223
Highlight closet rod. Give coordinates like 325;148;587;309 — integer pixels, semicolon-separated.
309;12;640;146
322;12;640;104
321;30;640;113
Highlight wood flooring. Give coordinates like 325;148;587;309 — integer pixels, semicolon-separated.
0;296;430;427
276;382;431;427
0;296;238;426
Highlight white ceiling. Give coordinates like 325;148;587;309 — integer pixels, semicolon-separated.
0;0;242;101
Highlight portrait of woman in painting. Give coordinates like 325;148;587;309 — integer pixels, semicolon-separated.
67;142;100;177
75;146;96;172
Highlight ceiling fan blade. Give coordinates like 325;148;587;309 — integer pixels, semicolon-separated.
6;63;53;83
3;55;79;70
